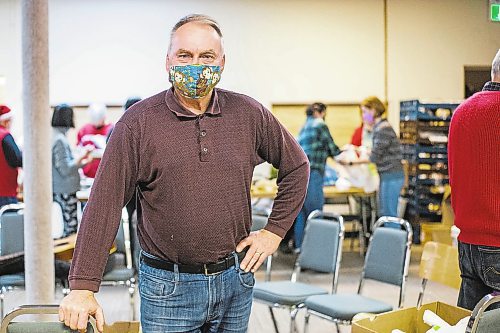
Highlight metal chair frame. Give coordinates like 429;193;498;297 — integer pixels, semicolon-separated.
0;304;96;333
467;292;500;333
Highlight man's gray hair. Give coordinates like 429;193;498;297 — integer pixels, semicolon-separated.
492;49;500;80
169;14;223;52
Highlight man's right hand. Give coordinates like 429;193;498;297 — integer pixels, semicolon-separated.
59;290;105;332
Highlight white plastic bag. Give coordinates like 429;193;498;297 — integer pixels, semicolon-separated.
334;145;379;193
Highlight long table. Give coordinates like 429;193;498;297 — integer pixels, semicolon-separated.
251;185;377;254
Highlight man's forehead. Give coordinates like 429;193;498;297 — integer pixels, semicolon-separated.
171;22;222;45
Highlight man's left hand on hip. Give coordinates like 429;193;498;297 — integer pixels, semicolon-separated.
236;229;281;273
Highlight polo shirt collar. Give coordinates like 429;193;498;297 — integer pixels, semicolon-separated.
165;87;221;118
482;81;500;92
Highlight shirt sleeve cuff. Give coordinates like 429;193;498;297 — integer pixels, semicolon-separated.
264;222;288;239
69;277;101;292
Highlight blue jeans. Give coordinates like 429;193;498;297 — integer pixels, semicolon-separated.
378;171;404;228
458;241;500;310
294;169;324;249
139;252;254;332
0;196;18;209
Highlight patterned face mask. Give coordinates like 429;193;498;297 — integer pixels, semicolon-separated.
169;64;222;99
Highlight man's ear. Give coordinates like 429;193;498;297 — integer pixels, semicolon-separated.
220;54;226;73
166;54;171;72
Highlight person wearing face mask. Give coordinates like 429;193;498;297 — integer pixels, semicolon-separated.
351;107;373;149
76;103;113;178
350;97;404;224
59;14;309;333
0;105;22;208
52;104;93;236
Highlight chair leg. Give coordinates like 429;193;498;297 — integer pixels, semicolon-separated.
417;279;427;308
290;308;299;333
304;311;310;333
350;221;357;251
269;307;279;333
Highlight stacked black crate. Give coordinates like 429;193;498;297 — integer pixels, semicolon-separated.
399;100;459;237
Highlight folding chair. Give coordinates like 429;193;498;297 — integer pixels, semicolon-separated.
304;216;412;333
253;211;344;333
0;304;140;333
467;292;500;333
0;204;71;318
0;304;96;333
417;241;461;307
0;204;25;319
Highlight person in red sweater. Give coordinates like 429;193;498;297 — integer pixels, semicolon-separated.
0;105;22;208
77;103;113;178
448;49;500;310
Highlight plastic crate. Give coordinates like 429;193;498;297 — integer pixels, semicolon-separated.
400;100;459;121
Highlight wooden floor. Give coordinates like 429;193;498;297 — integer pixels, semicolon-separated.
1;241;459;333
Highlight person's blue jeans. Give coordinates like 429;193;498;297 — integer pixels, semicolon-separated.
0;196;18;209
378;171;404;228
139;252;254;332
458;241;500;310
294;169;324;249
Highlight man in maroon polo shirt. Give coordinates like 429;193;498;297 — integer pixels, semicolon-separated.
59;14;309;332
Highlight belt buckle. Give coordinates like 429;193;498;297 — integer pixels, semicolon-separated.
203;263;218;276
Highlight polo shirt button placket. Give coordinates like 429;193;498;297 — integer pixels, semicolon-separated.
199;126;209;162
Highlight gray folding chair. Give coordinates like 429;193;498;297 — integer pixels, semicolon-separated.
0;304;96;333
467;292;500;333
0;204;71;318
0;204;25;319
101;208;137;320
253;211;344;333
0;204;25;256
304;216;412;333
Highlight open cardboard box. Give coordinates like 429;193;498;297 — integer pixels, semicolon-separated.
352;302;471;333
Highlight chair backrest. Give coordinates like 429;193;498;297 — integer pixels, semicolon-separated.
295;211;344;291
250;215;268;232
419;241;460;289
0;205;25;256
360;216;412;307
467;292;500;333
0;305;95;333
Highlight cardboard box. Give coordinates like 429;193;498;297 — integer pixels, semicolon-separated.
104;321;140;333
352;302;470;333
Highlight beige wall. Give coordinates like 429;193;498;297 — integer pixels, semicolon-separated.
386;0;500;127
1;0;499;140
